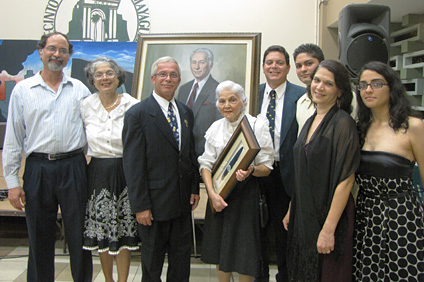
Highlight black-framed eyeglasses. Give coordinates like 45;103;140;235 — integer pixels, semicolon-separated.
45;45;69;55
154;72;179;79
357;81;389;91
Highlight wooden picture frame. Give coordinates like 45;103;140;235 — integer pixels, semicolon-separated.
131;33;261;115
209;116;261;213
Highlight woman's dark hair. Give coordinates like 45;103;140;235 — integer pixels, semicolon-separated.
356;61;421;144
84;57;125;88
307;60;352;114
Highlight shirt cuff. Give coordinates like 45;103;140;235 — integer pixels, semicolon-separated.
5;176;21;189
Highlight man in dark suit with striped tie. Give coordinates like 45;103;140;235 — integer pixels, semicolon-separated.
123;56;200;282
256;45;305;282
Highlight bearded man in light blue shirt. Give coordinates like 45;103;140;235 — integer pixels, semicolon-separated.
2;32;93;282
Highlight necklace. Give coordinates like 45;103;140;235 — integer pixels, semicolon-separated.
103;95;120;110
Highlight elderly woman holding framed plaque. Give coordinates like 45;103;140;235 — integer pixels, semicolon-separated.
198;80;274;282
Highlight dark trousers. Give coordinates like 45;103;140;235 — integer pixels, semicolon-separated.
258;166;290;282
23;153;93;282
138;212;192;282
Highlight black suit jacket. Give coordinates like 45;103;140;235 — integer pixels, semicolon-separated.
177;75;221;158
258;81;305;197
122;95;200;221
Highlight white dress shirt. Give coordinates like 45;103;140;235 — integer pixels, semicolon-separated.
80;93;139;158
259;82;287;161
186;74;211;104
296;93;315;136
2;72;91;188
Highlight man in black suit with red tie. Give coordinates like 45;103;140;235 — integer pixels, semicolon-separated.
123;56;200;282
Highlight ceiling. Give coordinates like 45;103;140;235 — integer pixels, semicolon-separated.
369;0;424;22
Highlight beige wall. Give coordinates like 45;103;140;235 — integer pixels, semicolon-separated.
0;0;318;85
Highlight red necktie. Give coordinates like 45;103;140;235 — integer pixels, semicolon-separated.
187;83;198;109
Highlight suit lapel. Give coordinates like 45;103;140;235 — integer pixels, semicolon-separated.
148;96;179;150
192;76;212;116
280;82;296;146
258;83;265;110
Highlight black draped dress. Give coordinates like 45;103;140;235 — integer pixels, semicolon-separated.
287;105;360;281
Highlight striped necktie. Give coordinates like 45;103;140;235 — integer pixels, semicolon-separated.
267;90;276;141
167;103;179;144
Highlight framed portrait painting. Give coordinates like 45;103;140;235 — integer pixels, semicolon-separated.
131;33;261;115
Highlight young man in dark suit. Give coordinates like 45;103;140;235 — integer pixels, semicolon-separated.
256;45;305;282
177;48;221;158
123;56;200;282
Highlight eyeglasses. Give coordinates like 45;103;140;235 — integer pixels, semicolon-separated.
93;71;116;80
154;72;179;79
45;45;69;55
357;81;389;91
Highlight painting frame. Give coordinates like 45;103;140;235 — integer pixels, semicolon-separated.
131;32;262;115
209;116;261;213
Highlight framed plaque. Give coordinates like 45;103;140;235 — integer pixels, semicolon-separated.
209;115;260;213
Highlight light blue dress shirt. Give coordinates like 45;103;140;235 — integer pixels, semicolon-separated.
2;72;91;188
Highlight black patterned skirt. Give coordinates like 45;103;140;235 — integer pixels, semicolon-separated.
83;157;139;255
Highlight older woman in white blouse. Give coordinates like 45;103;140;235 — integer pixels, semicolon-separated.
81;57;139;282
199;80;274;282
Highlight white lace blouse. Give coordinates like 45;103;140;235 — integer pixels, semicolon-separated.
198;113;274;172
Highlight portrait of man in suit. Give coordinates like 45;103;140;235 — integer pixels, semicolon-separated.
122;56;200;281
177;48;222;158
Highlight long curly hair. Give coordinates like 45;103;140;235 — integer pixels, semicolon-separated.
356;61;421;145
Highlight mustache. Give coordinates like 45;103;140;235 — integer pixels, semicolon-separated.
48;56;63;63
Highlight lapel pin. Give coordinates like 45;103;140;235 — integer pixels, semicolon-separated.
184;119;188;127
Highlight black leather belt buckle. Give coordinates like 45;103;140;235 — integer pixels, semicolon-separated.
31;149;82;161
47;153;59;161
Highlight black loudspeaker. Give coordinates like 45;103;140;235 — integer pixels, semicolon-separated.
338;4;390;78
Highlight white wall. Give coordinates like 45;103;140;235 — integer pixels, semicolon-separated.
0;0;317;84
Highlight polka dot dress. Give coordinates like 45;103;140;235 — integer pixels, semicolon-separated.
353;151;424;282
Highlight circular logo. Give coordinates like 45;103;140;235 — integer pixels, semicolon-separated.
43;0;150;42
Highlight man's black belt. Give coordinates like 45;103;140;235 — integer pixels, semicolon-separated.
29;148;83;161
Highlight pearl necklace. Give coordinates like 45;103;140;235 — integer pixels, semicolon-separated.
103;96;120;110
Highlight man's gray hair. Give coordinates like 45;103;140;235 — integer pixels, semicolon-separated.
151;56;182;76
190;48;214;67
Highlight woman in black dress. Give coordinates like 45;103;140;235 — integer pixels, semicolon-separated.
283;60;360;281
353;61;424;281
198;81;274;282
